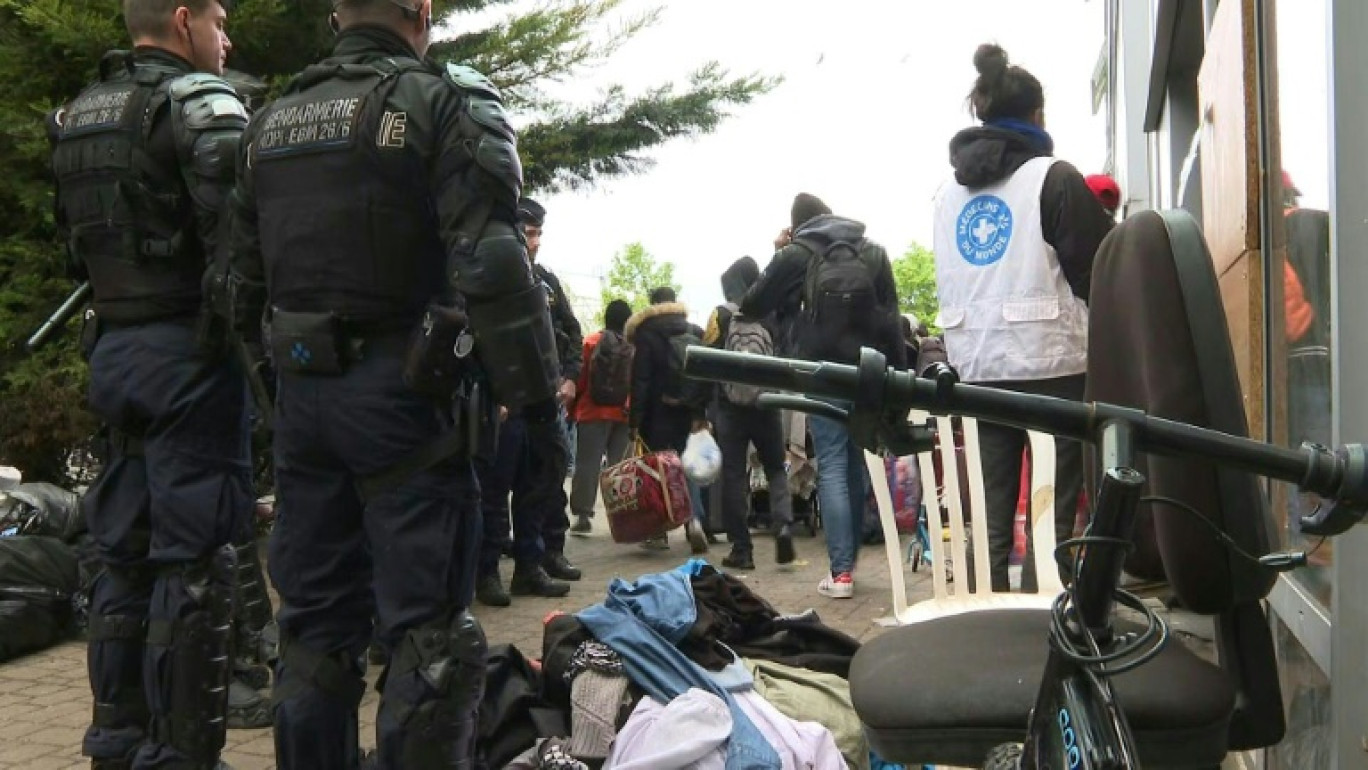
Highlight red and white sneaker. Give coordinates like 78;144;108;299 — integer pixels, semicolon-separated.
818;572;854;599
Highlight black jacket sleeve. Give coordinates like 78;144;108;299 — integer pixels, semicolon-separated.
688;321;712;417
739;245;807;319
226;116;266;343
541;268;583;381
1041;160;1115;304
628;329;654;431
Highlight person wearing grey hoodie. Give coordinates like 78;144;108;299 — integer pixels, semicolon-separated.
703;257;796;570
742;194;904;598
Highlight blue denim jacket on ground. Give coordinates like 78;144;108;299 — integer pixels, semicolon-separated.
576;569;782;770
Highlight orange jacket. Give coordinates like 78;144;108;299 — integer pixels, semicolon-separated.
573;330;630;423
1284;260;1314;343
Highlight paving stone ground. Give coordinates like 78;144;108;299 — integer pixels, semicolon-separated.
0;504;938;769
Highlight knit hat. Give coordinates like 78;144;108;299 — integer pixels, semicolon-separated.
1084;174;1121;214
603;299;633;332
791;193;832;230
564;669;631;760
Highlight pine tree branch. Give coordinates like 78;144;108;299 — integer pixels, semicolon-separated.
519;64;779;191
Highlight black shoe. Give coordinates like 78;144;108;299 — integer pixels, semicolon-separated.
543;552;582;581
685;520;709;555
775;525;796;565
571;514;593;535
510;564;571;597
476;573;511;607
722;550;755;570
639;535;669;551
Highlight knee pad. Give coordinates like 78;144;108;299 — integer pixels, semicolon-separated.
388;609;487;768
146;545;237;764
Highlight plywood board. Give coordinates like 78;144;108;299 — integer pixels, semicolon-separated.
1198;0;1264;274
1219;250;1267;439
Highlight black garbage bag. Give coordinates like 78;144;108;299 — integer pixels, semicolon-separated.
477;644;568;769
0;536;81;663
0;482;85;542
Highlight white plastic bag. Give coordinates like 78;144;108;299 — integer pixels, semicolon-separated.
681;429;722;485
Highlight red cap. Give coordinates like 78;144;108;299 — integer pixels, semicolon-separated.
1085;174;1121;213
1282;169;1302;197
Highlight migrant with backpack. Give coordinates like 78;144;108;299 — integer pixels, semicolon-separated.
623;288;711;552
568;299;636;535
704;257;797;570
742;193;905;598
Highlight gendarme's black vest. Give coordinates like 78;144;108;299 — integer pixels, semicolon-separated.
52;53;202;323
249;57;443;330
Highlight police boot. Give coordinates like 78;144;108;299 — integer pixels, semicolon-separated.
509;562;570;598
542;551;581;581
386;610;487;768
145;546;238;767
476;571;511;607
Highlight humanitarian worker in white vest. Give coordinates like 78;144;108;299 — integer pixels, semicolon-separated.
932;43;1115;593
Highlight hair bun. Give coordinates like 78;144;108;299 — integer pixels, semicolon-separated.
973;43;1009;79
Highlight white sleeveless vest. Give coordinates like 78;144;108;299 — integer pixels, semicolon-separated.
932;156;1089;383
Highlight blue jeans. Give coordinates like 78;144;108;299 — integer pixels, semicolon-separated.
688;477;708;525
810;410;868;575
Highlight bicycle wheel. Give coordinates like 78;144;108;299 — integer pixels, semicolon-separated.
982;743;1022;770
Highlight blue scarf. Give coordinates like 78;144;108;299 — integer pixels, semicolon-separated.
986;117;1055;155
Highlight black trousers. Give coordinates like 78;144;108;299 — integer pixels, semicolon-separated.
716;400;792;555
975;374;1086;593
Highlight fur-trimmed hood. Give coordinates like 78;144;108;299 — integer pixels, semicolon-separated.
625;301;688;342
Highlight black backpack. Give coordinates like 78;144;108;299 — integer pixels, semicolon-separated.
798;236;886;360
587;330;633;406
662;329;708;408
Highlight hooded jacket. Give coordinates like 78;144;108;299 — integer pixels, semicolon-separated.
946;126;1114;302
740;215;907;370
705;256;766;347
625;302;704;452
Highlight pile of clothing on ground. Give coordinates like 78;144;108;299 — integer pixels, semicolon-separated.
477;559;906;770
0;478;99;663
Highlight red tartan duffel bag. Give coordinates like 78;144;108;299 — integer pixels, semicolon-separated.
599;438;693;544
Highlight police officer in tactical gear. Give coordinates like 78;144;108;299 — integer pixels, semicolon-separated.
474;197;584;607
48;1;251;768
226;0;561;766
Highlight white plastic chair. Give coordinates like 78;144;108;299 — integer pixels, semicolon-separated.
870;410;1065;626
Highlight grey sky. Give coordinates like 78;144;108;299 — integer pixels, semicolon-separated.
485;1;1110;324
